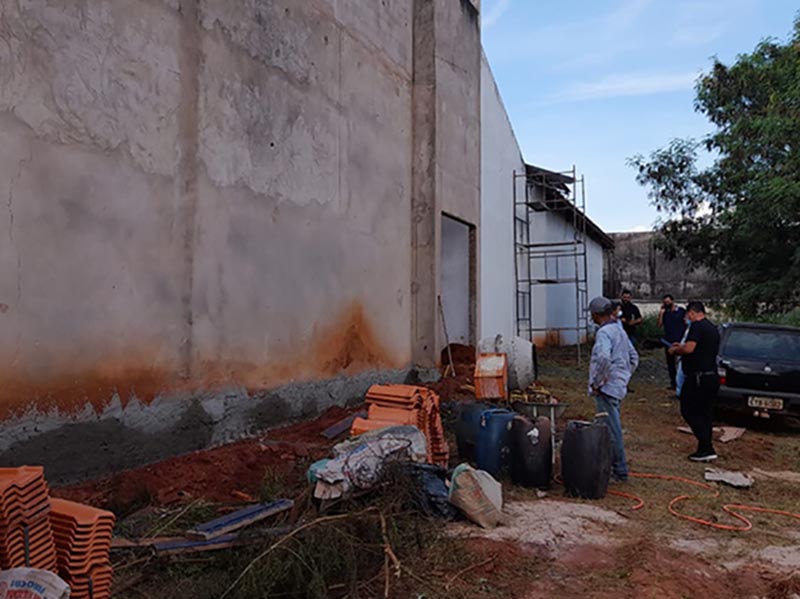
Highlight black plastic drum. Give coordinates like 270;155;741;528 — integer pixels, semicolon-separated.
509;415;552;489
560;420;612;499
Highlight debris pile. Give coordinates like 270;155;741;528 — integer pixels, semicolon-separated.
50;499;115;599
352;384;449;466
0;467;57;571
426;343;477;402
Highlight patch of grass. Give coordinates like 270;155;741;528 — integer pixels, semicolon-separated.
747;307;800;327
637;314;663;344
142;500;219;538
260;467;286;503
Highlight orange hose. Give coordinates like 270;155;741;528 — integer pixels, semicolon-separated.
606;488;645;510
555;471;800;532
629;472;800;532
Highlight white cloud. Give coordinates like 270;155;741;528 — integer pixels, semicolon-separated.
606;0;654;32
482;0;512;29
672;24;726;47
631;224;651;232
484;0;654;69
555;71;699;102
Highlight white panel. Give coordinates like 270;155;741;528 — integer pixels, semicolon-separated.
441;215;471;345
479;54;525;341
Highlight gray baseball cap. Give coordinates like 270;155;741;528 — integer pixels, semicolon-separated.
588;296;613;315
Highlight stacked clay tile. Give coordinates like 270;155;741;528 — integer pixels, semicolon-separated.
0;466;57;572
351;384;449;467
50;498;115;599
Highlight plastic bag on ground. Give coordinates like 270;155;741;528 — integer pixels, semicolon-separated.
401;463;459;520
0;568;70;599
448;463;504;528
312;428;423;500
333;425;427;463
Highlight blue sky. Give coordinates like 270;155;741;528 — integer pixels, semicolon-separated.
481;0;799;233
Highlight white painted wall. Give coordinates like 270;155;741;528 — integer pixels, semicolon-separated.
479;52;525;341
479;51;608;347
441;215;472;345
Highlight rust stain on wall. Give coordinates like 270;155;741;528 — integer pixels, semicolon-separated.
0;366;179;421
314;302;394;376
0;302;400;421
195;301;399;390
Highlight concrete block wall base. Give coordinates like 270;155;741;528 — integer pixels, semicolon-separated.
0;368;421;485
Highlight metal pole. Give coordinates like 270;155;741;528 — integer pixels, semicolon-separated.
438;295;456;377
571;165;581;366
513;170;520;337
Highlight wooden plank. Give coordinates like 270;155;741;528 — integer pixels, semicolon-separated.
111;536;184;550
185;499;293;541
321;411;367;439
154;534;240;556
152;526;294;556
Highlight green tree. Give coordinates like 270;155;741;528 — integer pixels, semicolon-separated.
629;17;800;316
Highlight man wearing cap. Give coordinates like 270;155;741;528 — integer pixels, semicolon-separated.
588;296;640;482
669;301;720;462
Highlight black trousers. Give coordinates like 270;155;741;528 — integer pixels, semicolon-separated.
665;349;677;388
679;373;720;453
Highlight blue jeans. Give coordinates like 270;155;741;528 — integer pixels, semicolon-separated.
595;392;628;479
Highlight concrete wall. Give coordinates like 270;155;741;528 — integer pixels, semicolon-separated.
412;0;481;365
605;232;724;300
479;53;524;342
0;0;481;482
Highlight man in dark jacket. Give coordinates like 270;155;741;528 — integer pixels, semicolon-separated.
658;294;686;390
619;290;643;345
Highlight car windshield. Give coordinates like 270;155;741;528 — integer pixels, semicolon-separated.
724;329;800;362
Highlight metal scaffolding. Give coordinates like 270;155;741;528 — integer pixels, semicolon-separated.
513;165;590;364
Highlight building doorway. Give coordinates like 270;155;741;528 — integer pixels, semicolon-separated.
440;214;476;349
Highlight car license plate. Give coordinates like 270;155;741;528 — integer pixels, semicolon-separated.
748;396;784;410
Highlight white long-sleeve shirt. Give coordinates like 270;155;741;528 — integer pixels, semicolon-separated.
589;321;639;400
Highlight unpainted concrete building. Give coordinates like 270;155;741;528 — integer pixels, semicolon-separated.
0;0;481;482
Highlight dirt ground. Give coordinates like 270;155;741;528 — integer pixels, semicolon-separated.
435;347;800;599
56;347;800;598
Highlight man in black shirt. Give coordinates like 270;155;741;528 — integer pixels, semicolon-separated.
669;301;720;461
620;290;643;344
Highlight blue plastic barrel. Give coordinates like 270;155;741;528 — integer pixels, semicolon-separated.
475;408;515;477
455;402;490;462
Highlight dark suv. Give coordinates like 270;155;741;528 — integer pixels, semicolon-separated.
716;322;800;420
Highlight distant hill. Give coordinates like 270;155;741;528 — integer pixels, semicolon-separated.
604;231;725;301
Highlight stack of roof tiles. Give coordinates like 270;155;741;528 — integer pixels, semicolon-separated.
351;384;449;467
50;498;115;599
0;466;57;572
